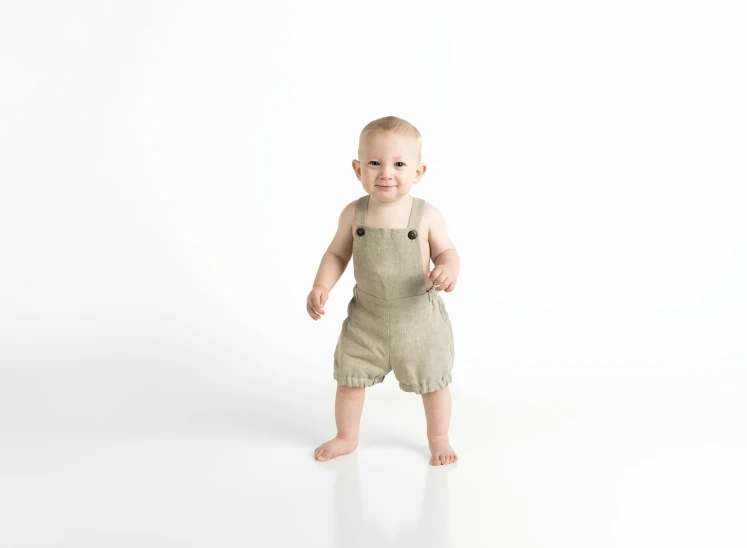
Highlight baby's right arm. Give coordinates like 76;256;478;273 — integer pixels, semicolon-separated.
307;201;356;320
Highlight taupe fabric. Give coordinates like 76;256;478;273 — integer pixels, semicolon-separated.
333;195;455;394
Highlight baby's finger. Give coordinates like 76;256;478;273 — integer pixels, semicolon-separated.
307;303;321;320
314;292;326;314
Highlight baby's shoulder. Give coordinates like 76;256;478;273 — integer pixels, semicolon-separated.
421;200;446;223
337;199;358;229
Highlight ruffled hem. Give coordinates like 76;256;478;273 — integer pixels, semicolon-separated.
398;375;452;394
332;372;386;388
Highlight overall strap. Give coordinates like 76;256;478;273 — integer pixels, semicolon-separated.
407;197;425;229
355;195;369;226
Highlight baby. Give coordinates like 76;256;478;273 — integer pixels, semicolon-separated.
307;116;460;466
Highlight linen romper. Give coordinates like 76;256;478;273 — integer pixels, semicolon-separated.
333;194;455;394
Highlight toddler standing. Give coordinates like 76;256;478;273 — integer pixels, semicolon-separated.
307;116;460;466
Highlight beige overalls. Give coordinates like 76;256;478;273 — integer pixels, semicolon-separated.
333;194;455;394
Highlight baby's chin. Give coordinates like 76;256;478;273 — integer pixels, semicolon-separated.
372;191;404;202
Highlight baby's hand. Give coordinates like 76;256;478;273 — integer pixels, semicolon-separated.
307;285;328;320
425;265;457;292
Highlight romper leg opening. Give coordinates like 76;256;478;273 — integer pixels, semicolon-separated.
398;374;452;395
333;372;386;388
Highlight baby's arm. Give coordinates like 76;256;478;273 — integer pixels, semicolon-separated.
307;201;356;320
425;204;460;292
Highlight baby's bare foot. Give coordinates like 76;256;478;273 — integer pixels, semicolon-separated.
314;436;358;461
428;437;458;466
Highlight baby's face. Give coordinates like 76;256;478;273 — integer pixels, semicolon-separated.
352;131;425;202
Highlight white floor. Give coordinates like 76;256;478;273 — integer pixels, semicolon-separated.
1;361;745;547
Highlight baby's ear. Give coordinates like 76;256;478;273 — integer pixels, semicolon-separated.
351;160;362;180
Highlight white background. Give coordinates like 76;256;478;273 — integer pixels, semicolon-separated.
1;1;745;547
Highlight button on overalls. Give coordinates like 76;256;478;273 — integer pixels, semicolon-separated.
333;194;455;394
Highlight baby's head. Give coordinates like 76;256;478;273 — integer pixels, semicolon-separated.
352;116;427;201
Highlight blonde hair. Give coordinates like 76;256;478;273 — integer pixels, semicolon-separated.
358;116;422;163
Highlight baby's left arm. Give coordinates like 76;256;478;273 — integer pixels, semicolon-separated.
424;204;460;292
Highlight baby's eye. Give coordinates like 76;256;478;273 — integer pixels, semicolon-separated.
368;161;406;167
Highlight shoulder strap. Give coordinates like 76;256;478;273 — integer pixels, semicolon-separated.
407;197;425;229
355;195;369;226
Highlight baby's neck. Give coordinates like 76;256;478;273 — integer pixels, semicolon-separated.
369;193;412;210
365;194;414;229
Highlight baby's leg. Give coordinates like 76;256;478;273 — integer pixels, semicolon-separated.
422;385;458;465
314;383;365;461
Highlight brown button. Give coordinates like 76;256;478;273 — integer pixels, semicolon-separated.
408;230;418;240
356;227;365;236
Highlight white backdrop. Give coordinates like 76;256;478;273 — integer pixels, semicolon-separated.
1;1;744;375
1;1;746;546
